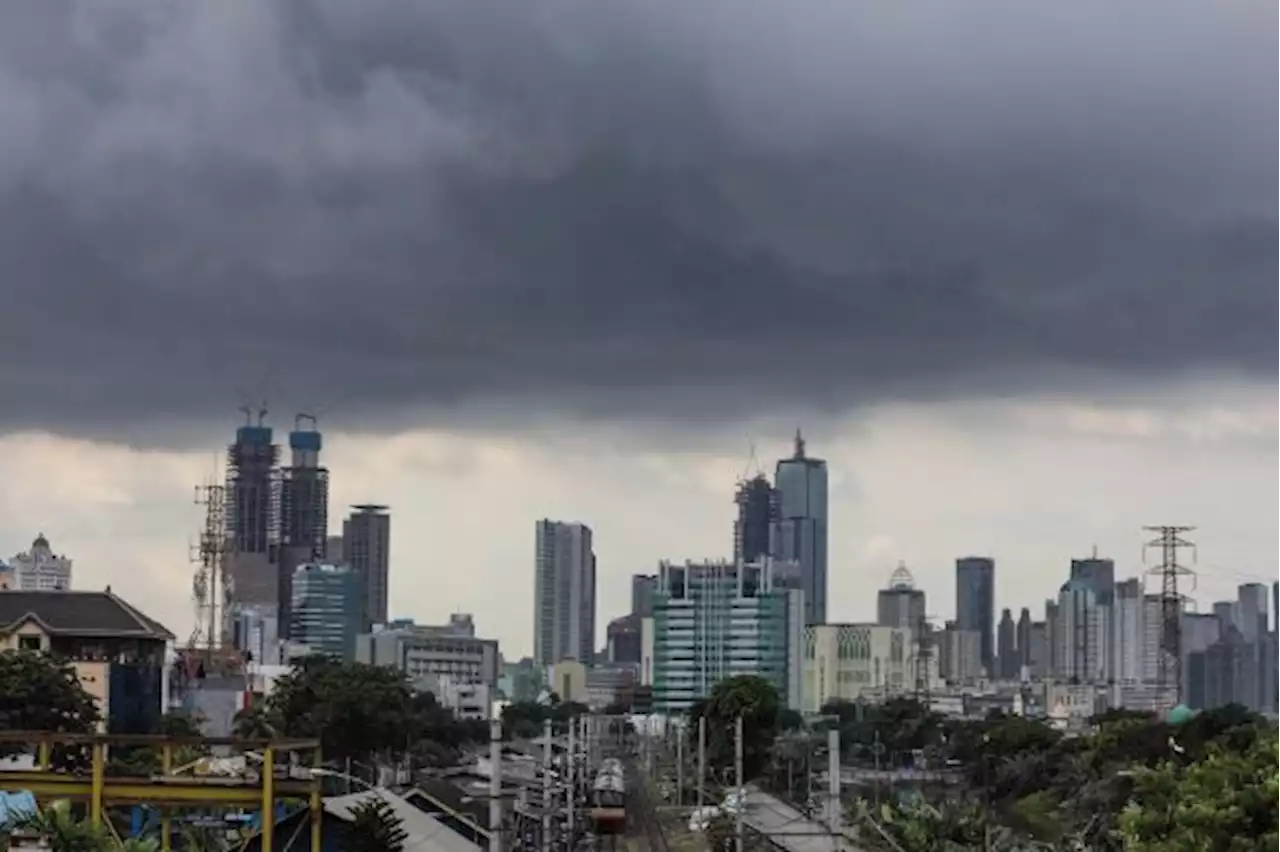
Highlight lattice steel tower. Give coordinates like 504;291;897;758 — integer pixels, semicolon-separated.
1143;525;1197;705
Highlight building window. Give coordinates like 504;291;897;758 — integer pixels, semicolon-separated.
18;636;42;652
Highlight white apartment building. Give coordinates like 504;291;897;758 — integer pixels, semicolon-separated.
9;534;73;591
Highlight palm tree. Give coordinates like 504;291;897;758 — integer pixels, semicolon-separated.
8;800;110;852
232;705;279;740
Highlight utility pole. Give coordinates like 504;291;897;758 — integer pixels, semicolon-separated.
1144;525;1197;707
734;716;744;852
676;721;684;808
541;719;553;852
488;718;503;852
697;716;706;809
827;725;842;849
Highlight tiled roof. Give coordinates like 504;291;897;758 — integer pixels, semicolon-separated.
0;590;173;640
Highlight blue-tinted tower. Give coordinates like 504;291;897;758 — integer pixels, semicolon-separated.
769;431;828;625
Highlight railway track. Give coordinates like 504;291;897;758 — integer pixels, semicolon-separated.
625;759;670;852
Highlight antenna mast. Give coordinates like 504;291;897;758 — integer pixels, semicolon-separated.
1143;525;1197;708
191;482;230;652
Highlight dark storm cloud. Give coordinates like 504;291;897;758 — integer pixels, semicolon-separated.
0;0;1274;444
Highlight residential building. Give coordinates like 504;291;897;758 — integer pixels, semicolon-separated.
800;623;915;712
0;590;173;733
8;535;73;591
533;520;596;667
733;474;777;564
1114;579;1146;683
357;619;500;689
769;431;828;625
955;557;996;674
876;563;926;631
343;505;391;632
289;563;360;660
641;559;804;713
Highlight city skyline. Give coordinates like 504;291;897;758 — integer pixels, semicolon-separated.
0;413;1271;662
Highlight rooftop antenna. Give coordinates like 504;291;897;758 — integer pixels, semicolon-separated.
740;437;762;481
295;411;318;431
238;404;253;426
255;401;269;427
793;428;806;459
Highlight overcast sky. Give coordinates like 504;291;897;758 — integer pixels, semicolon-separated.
0;0;1274;656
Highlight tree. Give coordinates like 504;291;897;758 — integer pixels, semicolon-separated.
688;675;781;783
0;650;101;769
346;796;409;852
1119;729;1278;852
267;657;417;762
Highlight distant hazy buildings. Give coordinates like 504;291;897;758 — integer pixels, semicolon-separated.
289;563;360;660
533;520;597;667
630;573;657;619
343;505;391;632
997;608;1019;680
955;557;996;675
769;432;829;625
8;534;73;591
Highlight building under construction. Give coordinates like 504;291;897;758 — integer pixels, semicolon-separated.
225;409;282;611
278;415;331;638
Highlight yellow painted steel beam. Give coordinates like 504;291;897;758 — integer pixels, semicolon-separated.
1;772;317;806
261;747;275;850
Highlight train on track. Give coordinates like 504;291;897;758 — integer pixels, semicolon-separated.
589;757;627;834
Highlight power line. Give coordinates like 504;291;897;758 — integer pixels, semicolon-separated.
1142;525;1197;707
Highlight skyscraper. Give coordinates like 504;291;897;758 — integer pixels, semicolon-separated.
1069;554;1116;605
955;557;996;674
876;562;926;631
290;563;360;660
631;573;657;618
770;431;829;625
278;416;330;637
534;520;597;667
226;413;281;608
734;474;778;564
997;608;1018;680
343;505;391;632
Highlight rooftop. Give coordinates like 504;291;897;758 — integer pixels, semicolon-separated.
0;589;173;640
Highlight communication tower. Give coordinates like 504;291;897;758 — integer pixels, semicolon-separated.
190;482;230;652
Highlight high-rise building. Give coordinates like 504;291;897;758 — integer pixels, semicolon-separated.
876;563;926;631
802;623;916;711
1056;579;1109;683
289;563;360;660
8;534;72;591
769;431;829;626
343;505;391;632
642;559;803;713
955;557;996;674
734;474;778;564
630;574;658;618
277;417;331;638
1069;554;1116;605
533;520;597;668
225;416;281;608
1114;578;1146;683
1016;608;1033;669
997;608;1018;680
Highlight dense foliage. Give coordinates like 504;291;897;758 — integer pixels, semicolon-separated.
500;695;590;739
0;650;102;770
255;656;489;765
819;698;1278;851
688;675;783;783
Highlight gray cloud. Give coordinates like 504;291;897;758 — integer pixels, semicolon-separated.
0;0;1274;445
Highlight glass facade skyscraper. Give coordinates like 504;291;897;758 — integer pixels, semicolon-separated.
290;563;360;660
955;556;996;673
770;431;828;625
